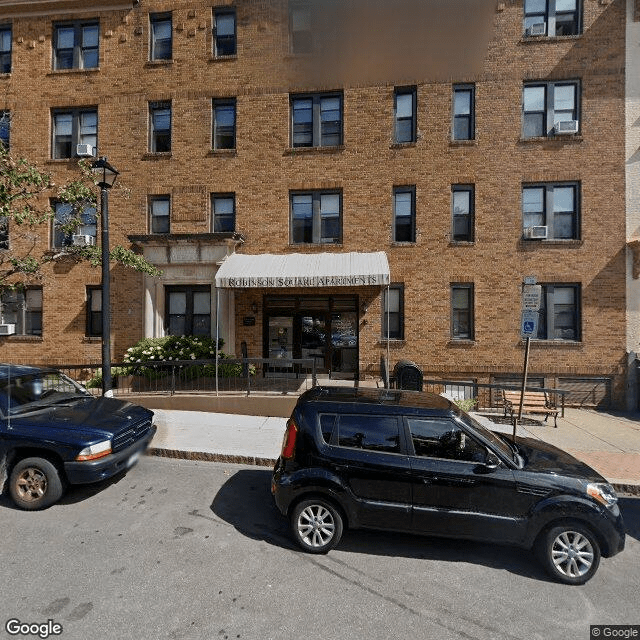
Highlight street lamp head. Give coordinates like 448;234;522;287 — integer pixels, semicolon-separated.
91;156;119;189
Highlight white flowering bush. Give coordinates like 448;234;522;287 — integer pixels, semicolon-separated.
116;335;254;379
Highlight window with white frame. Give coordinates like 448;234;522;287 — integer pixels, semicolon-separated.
382;284;404;340
53;21;99;70
393;186;415;243
289;2;312;54
150;13;172;61
290;190;341;245
0;24;11;73
0;287;43;336
452;185;474;242
52;108;97;159
451;284;474;340
291;93;342;148
536;284;580;341
452;84;474;141
86;286;102;336
523;81;579;138
523;0;581;37
213;99;236;150
52;201;97;249
149;101;171;152
149;195;170;234
394;87;417;144
213;9;236;56
522;183;579;240
212;194;235;233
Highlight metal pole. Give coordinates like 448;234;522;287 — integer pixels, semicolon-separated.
514;336;531;441
100;185;112;397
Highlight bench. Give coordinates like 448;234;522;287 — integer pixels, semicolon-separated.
502;389;560;427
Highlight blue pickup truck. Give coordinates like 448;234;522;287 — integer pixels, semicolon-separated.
0;364;156;510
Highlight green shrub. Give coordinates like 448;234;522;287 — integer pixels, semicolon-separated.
117;335;254;379
453;397;478;412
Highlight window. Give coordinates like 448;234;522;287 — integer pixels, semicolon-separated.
149;195;170;234
452;84;474;141
337;414;401;454
149;101;171;152
536;284;580;341
150;13;172;60
523;81;579;138
291;93;342;148
451;284;474;340
213;99;236;150
52;108;97;159
452;185;474;242
408;419;486;462
0;288;42;336
290;190;341;245
212;194;235;233
393;186;415;243
165;286;211;336
524;0;581;37
0;215;7;250
289;2;312;54
213;9;236;56
52;201;97;249
86;286;102;336
382;284;404;341
0;110;9;150
522;183;579;240
0;24;11;73
394;87;416;144
53;21;99;70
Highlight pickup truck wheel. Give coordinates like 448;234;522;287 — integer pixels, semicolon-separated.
9;457;64;511
291;498;343;554
536;522;601;585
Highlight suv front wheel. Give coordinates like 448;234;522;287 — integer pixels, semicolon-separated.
291;498;344;554
9;457;64;510
536;521;601;585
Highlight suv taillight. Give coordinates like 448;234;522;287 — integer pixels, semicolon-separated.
280;418;299;460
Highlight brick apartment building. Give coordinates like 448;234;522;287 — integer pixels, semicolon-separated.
0;0;631;407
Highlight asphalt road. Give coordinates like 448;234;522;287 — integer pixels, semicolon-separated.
1;456;638;640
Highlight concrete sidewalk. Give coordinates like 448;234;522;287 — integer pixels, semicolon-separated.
147;405;640;495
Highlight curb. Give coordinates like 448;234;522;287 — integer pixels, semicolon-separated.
148;447;276;468
147;449;640;495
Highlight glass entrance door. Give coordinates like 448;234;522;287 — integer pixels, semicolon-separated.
330;311;358;377
300;314;327;373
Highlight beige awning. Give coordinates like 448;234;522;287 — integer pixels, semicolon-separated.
215;252;390;288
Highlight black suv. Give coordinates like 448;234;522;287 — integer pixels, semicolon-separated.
272;386;626;585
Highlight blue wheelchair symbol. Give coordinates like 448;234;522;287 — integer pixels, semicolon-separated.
524;321;534;333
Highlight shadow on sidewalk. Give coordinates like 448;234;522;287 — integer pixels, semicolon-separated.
211;469;547;582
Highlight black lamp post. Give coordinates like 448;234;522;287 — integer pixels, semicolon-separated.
91;157;119;397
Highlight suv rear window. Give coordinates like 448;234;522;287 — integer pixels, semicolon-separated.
319;413;337;443
337;414;401;453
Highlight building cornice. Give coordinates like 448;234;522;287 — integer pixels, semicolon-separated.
0;0;137;18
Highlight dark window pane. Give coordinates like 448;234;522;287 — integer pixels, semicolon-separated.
338;415;400;454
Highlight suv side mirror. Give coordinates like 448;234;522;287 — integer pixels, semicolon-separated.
478;451;501;473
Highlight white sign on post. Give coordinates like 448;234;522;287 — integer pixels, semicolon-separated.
522;284;542;311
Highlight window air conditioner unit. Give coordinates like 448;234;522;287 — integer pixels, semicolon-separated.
554;120;579;134
72;234;96;247
526;22;546;36
523;225;548;240
76;144;95;157
0;323;16;335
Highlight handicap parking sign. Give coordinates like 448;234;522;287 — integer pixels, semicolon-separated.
521;310;538;337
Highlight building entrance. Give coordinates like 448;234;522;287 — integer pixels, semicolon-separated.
264;295;358;378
